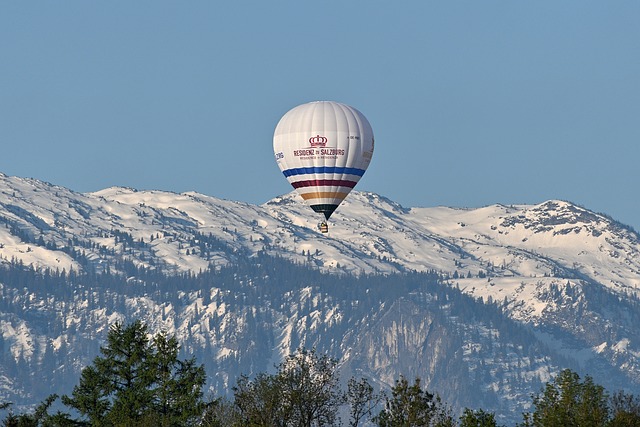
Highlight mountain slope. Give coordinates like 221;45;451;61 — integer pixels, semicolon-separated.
2;172;639;293
1;172;639;422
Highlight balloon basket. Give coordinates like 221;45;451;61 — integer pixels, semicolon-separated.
318;221;329;234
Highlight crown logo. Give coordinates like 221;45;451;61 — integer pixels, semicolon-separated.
309;135;328;147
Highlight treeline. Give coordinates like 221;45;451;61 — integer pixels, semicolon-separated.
2;321;639;427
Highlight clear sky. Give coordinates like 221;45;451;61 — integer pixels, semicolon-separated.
2;2;639;231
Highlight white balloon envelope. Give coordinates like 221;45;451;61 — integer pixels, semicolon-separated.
273;101;374;227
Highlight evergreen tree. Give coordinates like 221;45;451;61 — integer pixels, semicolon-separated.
520;369;609;427
151;332;207;426
374;376;452;427
1;395;78;427
62;320;206;426
63;365;111;424
459;408;500;427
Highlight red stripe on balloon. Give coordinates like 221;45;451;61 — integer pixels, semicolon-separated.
291;179;358;189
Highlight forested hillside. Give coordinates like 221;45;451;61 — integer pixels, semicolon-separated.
0;247;614;424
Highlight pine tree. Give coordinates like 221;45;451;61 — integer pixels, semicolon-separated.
151;332;206;426
62;320;206;426
520;369;609;427
374;376;452;427
459;408;500;427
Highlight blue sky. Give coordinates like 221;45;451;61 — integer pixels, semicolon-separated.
2;2;639;231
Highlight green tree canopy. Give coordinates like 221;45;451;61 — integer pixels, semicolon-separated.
62;320;206;426
459;408;500;427
520;369;609;427
374;376;454;427
609;390;640;426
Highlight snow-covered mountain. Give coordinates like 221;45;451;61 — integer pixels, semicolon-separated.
1;172;639;422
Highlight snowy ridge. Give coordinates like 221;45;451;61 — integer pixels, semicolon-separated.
2;173;638;300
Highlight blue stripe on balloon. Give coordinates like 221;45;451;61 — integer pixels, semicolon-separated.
282;167;366;177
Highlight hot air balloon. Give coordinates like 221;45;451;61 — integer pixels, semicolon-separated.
273;101;374;233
